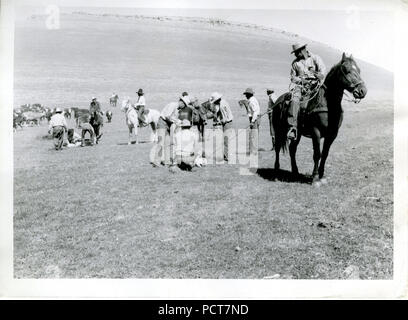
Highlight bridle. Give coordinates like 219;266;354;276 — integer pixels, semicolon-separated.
339;62;364;103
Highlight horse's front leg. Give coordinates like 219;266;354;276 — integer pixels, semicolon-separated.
150;122;157;142
201;124;206;158
318;134;337;184
289;137;301;176
311;128;322;186
128;126;132;145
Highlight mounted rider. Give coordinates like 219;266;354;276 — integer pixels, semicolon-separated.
89;97;101;114
135;88;146;112
287;43;326;140
89;96;103;142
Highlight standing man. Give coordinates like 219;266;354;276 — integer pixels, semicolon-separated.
287;43;326;140
48;107;67;151
151;95;190;167
243;88;260;155
209;92;233;162
266;88;278;150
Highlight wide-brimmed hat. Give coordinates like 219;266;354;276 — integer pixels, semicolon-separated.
92;97;97;100
266;88;275;95
55;107;62;113
180;119;191;127
180;95;190;106
137;88;144;95
243;88;255;95
209;92;222;103
291;43;307;54
182;91;189;97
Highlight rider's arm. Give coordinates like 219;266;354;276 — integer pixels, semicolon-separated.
312;54;326;75
249;98;260;122
290;63;302;84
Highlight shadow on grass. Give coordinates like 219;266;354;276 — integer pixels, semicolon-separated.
117;141;152;145
256;168;313;184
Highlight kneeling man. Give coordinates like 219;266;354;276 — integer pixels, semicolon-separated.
172;119;203;171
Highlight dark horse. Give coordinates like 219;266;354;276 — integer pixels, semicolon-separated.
110;94;119;107
272;53;367;186
191;100;215;142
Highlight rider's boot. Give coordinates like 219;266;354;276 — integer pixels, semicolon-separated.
287;99;299;140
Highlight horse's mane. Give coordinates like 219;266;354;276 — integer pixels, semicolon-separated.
324;56;356;85
324;62;341;85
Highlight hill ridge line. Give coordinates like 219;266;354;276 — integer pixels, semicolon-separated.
29;10;335;50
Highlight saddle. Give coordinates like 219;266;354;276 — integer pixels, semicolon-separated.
303;85;327;115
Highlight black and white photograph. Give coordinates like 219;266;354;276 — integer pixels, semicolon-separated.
0;0;407;299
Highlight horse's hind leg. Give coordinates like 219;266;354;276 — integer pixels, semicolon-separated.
128;126;133;145
311;128;322;185
274;145;280;170
134;124;138;144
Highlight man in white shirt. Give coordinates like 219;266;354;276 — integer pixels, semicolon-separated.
151;95;190;167
135;88;146;111
243;88;260;129
209;92;234;162
243;88;260;155
48;108;67;150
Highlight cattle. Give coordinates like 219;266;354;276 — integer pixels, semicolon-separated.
13;112;26;131
22;111;46;126
106;110;113;123
71;107;91;128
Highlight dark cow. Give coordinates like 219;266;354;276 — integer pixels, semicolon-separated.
106;110;113;123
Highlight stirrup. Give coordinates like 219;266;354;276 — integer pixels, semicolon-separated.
287;128;297;140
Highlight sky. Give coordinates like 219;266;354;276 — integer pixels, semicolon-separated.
13;0;404;71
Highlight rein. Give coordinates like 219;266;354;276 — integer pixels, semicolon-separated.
343;91;361;104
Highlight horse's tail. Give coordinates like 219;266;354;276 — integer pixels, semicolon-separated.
272;93;291;154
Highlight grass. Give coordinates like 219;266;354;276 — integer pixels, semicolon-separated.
13;13;393;279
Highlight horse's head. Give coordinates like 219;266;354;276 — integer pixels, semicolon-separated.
121;98;131;112
338;52;367;99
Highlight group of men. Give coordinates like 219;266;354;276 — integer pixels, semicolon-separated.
48;97;104;150
48;42;326;169
150;88;261;171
